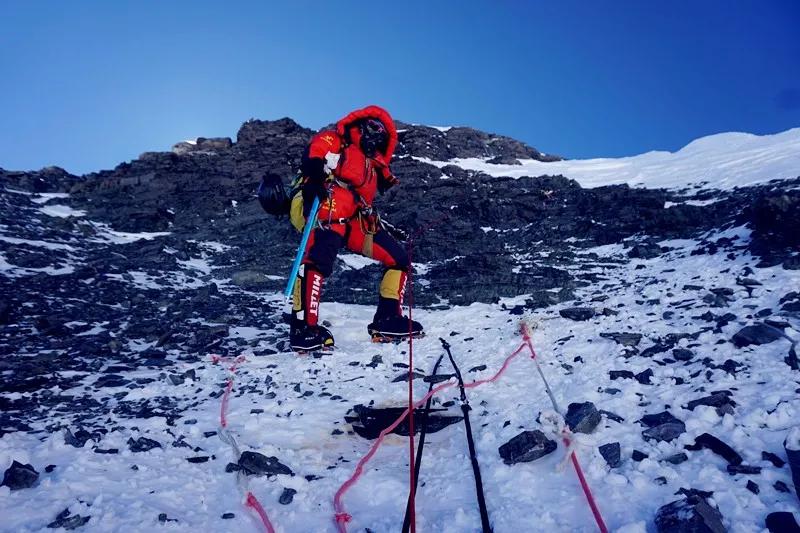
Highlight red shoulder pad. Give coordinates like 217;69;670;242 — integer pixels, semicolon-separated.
308;130;342;159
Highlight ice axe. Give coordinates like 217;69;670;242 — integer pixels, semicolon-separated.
283;196;320;305
380;217;409;242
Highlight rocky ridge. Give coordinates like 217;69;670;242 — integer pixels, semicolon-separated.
2;119;798;309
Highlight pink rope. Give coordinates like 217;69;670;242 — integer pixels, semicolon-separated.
566;447;609;533
216;355;245;429
520;325;608;533
212;355;275;533
246;492;277;533
332;341;529;531
212;324;608;533
220;378;233;428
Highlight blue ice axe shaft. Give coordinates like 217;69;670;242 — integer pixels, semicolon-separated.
283;196;320;301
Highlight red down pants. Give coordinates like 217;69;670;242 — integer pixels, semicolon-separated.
292;188;408;326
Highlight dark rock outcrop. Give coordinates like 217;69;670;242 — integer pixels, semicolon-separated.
765;512;800;533
635;369;655;385
685;433;742;465
393;122;556;162
560;307;596;321
643;422;686;443
686;391;736;414
65;428;99;448
600;332;643;346
632;450;649;461
627;242;664;259
127;437;162;453
172;137;233;155
1;166;82;192
1;118;754;313
745;191;800;268
663;452;689;465
279;487;297;505
786;432;800;502
749;193;800;246
345;404;462;439
47;508;91;530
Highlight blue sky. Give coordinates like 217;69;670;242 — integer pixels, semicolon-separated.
1;1;799;175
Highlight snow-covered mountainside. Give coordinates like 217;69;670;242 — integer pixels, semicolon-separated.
1;122;799;532
420;127;800;191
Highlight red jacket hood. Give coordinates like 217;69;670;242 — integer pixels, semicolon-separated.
335;105;398;161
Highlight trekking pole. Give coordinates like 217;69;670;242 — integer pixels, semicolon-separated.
401;352;446;533
440;338;493;533
283;197;320;302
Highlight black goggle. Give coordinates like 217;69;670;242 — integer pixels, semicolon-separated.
362;119;386;136
360;120;387;155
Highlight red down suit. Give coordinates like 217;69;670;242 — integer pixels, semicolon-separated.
292;105;408;327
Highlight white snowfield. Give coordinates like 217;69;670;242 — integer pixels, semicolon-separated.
38;204;87;218
85;221;171;244
422;127;800;190
1;225;799;532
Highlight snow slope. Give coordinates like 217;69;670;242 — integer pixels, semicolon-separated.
422;128;800;190
1;226;798;532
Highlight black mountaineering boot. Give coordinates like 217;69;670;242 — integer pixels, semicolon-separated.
290;321;334;353
368;296;424;342
290;264;334;353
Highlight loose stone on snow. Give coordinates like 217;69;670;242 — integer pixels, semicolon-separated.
1;460;39;490
498;430;557;465
238;451;293;476
732;323;784;347
654;494;726;533
564;402;601;434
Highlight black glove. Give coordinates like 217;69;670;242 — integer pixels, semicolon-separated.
301;157;329;203
303;176;328;204
378;172;399;194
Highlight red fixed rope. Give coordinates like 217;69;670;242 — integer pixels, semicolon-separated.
400;212;463;531
215;354;245;428
566;446;608;533
521;326;608;533
212;355;276;533
332;341;529;531
220;378;234;428
406;237;418;533
246;491;277;533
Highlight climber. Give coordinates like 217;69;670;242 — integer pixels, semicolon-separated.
289;105;424;352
